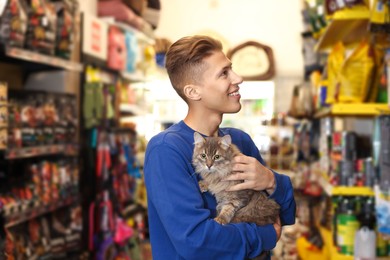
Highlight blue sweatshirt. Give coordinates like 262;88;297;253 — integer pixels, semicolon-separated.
144;121;296;260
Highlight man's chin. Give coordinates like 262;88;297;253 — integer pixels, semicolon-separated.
226;105;241;114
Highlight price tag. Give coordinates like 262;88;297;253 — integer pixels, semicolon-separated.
82;13;108;61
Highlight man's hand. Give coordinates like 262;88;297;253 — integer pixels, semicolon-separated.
273;217;282;241
224;154;276;194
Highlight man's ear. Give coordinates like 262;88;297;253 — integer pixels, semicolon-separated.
183;84;201;101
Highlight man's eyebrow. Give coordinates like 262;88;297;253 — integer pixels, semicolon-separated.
221;62;232;70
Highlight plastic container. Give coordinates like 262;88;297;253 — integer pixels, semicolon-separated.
354;227;376;260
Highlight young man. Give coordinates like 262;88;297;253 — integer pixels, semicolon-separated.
144;35;296;259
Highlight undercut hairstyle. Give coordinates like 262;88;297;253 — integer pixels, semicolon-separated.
165;35;223;101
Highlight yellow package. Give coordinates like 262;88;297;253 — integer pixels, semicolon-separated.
365;46;385;102
338;41;378;103
326;42;345;104
370;0;389;26
325;0;370;20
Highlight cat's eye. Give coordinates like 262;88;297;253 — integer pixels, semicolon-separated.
213;155;220;160
201;154;206;159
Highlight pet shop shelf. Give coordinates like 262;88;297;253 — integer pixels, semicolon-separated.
5;144;79;160
315;6;370;52
101;18;155;46
121;71;149;82
4;46;83;72
331;186;375;197
314;103;390;118
120;104;147;116
3;194;79;228
314;170;375;197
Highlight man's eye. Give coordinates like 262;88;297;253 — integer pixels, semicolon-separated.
201;154;206;159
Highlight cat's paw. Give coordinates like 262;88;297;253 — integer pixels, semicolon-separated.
214;216;228;225
198;180;209;192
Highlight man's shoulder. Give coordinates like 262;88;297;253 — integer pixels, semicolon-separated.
149;129;185;145
147;125;192;151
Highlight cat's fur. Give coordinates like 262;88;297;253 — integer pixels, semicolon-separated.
192;132;280;226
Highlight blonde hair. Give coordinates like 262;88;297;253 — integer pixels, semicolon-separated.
165;35;223;101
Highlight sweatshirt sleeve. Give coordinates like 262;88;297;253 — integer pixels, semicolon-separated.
242;131;296;226
144;140;277;260
268;170;296;226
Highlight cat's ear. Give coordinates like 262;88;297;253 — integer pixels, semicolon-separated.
219;135;232;150
194;132;205;145
183;84;201;101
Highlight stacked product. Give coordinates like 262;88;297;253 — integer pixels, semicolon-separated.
0;0;79;60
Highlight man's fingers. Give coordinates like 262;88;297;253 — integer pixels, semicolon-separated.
224;172;246;181
233;154;247;163
226;182;250;191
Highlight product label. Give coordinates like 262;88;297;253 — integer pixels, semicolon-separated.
82;13;108;60
337;214;359;255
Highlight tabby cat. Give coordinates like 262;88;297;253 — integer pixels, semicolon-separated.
192;132;280;226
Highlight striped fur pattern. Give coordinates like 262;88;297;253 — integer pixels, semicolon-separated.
192;132;280;226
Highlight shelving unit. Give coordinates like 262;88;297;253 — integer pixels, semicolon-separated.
315;103;390;118
4;195;79;229
315;6;371;52
0;2;84;254
4;46;83;72
5;144;79;159
79;12;154;259
294;2;390;260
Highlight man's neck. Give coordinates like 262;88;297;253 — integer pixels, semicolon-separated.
184;112;222;137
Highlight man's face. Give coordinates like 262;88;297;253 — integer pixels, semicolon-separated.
198;50;243;115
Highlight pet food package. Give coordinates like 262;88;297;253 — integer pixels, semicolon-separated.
375;185;390;236
326;42;345;104
0;0;28;48
0;81;7;150
325;0;368;18
107;25;127;71
369;0;390;33
338;41;381;103
326;41;382;104
24;0;57;55
379;115;390;190
125;30;137;73
386;49;390;107
53;0;78;59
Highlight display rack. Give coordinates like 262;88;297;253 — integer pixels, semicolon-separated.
295;2;390;258
0;7;84;254
4;46;83;72
120;103;147;116
315;6;371;52
313;169;376;197
315;103;390;118
80;17;152;255
5;144;79;159
4;195;79;229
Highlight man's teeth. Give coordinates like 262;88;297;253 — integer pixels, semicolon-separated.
229;91;239;96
